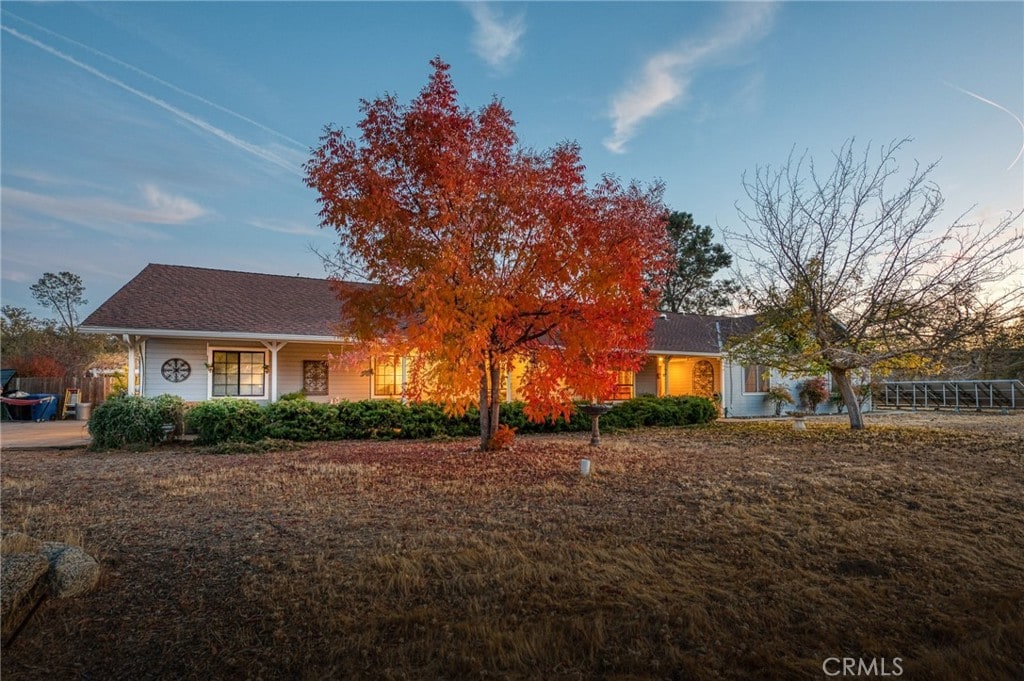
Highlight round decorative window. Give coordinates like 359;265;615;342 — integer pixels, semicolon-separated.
161;358;191;383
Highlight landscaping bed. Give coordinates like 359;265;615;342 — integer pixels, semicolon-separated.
1;420;1022;679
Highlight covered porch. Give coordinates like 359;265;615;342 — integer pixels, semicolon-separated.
635;354;722;401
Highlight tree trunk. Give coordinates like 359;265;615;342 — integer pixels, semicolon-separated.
479;365;490;451
831;367;864;430
478;356;503;451
489;360;502;445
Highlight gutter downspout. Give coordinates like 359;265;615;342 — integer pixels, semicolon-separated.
715;321;730;417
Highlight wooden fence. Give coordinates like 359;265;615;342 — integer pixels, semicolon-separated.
7;376;119;417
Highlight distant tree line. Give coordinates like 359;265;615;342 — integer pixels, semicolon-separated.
1;272;120;379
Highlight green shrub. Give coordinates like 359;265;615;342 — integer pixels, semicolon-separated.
265;399;343;441
401;402;453;439
88;394;167;449
172;393;717;447
186;398;267;444
335;399;410;439
151;394;186;438
277;391;308;402
603;395;717;430
448;405;482;437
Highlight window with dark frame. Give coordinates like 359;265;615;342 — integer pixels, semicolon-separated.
374;355;401;396
303;360;329;395
211;350;266;397
743;364;770;393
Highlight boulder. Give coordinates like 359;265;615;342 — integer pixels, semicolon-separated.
39;542;100;598
1;553;50;644
1;531;42;554
0;534;100;645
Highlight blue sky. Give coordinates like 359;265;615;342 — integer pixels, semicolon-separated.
2;1;1022;319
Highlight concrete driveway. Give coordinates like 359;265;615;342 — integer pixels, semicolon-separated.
0;420;91;449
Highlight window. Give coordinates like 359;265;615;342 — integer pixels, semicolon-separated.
303;360;329;396
613;371;634;400
211;350;266;397
374;355;401;397
744;364;770;393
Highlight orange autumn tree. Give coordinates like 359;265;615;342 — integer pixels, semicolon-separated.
305;59;670;450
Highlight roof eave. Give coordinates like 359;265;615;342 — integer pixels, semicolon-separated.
79;325;351;344
647;349;722;357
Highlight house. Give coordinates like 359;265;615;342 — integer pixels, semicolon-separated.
80;264;849;417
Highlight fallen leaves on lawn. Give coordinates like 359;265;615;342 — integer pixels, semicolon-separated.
2;421;1022;680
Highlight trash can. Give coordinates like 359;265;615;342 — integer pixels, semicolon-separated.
76;402;93;421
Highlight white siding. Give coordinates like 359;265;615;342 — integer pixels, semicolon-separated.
274;343;370;402
722;360;775;417
143;338;211;402
720;360;865;417
145;339;373;403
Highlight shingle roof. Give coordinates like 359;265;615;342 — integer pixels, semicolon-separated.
82;264;758;352
648;312;758;354
80;264;350;338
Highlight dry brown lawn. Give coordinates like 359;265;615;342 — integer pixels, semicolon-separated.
2;413;1022;680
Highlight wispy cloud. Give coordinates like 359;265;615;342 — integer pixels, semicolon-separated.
944;81;1024;170
467;2;525;72
247;218;320;237
2;184;205;237
2;9;307;150
604;3;777;153
1;25;301;175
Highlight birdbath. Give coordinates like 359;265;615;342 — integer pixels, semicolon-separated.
579;403;613;446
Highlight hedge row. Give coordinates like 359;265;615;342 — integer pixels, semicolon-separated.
90;393;717;448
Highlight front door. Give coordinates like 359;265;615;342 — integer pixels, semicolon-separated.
692;360;715;399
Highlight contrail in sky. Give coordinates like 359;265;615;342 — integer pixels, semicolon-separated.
1;25;299;175
2;10;307;150
945;80;1024;171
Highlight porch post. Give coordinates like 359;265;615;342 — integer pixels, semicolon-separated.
261;341;288;402
124;335;136;396
400;356;408;403
123;334;146;396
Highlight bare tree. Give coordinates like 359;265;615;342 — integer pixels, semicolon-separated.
729;138;1024;429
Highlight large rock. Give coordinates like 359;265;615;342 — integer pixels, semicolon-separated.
0;534;100;645
39;542;100;598
1;553;50;644
1;531;42;554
